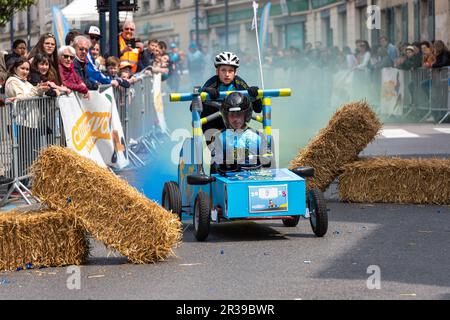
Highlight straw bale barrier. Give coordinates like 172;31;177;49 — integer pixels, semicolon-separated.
339;157;450;204
30;146;182;264
0;209;88;272
290;101;382;191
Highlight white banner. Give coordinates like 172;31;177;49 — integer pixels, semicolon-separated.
153;73;169;134
380;68;405;117
58;88;129;169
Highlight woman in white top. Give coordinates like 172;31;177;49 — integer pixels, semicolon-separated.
354;40;372;71
4;57;50;179
353;40;372;100
5;57;48;100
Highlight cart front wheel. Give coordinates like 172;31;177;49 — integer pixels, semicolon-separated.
193;191;211;241
162;181;182;220
308;188;328;237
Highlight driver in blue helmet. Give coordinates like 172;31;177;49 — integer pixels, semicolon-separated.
210;92;268;174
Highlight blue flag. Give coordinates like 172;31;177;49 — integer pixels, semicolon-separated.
52;6;69;47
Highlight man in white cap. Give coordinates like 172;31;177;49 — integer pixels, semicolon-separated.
397;45;421;70
85;25;119;87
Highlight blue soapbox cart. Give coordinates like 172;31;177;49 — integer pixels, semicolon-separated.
162;88;328;241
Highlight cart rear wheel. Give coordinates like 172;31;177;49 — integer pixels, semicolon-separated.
308;188;328;237
193;191;211;241
282;215;300;227
162;181;182;220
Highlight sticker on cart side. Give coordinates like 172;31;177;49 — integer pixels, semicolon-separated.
225;169;292;181
248;185;288;213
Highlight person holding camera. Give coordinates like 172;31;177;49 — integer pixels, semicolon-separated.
118;21;140;73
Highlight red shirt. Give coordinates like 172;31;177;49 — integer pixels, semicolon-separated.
59;62;88;94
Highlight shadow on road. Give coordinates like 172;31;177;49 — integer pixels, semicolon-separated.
181;221;294;243
313;203;450;288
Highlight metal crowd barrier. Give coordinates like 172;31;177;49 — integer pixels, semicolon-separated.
398;67;450;123
114;75;168;167
1;76;168;207
0;96;65;206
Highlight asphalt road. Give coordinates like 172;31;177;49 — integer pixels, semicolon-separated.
1;202;449;300
1;123;449;300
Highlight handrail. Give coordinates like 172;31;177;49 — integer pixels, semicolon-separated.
169;88;292;102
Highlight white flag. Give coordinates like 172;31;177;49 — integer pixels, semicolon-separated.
251;1;258;30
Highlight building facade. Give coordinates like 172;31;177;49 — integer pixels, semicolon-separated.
0;0;71;52
1;0;448;54
134;0;449;53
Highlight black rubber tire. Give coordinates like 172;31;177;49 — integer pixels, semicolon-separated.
162;181;182;220
282;215;301;227
193;191;211;241
308;188;328;237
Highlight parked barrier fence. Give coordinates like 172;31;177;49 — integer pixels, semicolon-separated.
376;67;449;123
0;96;65;205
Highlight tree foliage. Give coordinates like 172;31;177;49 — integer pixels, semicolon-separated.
0;0;37;27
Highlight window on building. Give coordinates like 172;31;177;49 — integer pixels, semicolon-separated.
427;0;435;40
358;6;368;42
338;11;347;48
401;4;408;44
171;0;180;9
384;7;395;44
286;23;305;50
142;0;150;12
157;0;165;11
418;0;435;41
322;16;333;48
414;0;420;41
217;29;239;52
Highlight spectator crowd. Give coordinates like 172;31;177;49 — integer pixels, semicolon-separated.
0;21;196;102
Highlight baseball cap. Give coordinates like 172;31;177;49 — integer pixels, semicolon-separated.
406;45;415;52
119;61;133;69
87;26;101;38
170;42;177;49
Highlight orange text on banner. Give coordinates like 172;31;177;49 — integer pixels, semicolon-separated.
72;112;111;152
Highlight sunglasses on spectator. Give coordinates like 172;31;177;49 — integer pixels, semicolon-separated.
78;47;89;52
63;54;75;60
124;28;135;31
45;33;55;38
90;36;100;40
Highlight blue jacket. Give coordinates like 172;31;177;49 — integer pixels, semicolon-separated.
86;51;112;85
210;127;267;172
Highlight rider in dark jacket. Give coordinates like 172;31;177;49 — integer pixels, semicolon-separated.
198;52;262;142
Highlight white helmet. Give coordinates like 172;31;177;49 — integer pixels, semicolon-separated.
214;51;240;68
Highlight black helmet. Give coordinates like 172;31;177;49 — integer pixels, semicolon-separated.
221;92;252;128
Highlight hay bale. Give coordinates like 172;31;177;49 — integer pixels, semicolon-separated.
30;146;182;264
290;101;382;191
339;157;450;204
0;209;88;272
